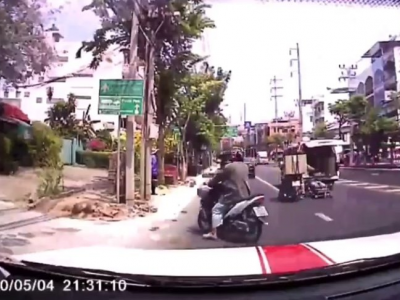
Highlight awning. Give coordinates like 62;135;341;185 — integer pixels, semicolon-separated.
0;102;30;123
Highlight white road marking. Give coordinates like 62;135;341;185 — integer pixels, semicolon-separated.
337;180;358;184
347;182;370;186
315;213;333;222
385;189;400;193
364;185;389;189
256;176;279;192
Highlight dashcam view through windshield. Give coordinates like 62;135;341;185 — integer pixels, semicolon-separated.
2;0;400;290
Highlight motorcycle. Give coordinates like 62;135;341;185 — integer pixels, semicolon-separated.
197;183;268;243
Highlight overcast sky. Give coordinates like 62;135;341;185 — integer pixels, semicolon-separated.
55;0;400;126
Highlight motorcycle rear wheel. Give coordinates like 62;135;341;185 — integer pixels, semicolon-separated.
197;209;211;233
243;217;263;243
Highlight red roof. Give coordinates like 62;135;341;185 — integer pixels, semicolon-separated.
1;103;30;123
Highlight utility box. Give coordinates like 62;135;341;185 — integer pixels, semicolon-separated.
283;154;307;175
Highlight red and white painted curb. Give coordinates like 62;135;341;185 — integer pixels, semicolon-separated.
13;231;400;277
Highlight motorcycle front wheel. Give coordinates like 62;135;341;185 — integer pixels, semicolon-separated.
197;209;211;233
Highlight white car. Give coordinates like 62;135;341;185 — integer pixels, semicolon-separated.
257;151;269;165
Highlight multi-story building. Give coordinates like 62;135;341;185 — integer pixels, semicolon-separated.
350;40;400;120
267;118;301;139
0;24;125;130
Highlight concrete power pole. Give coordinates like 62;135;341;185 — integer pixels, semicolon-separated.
290;43;304;141
270;76;283;120
338;64;357;164
140;4;157;200
124;3;140;202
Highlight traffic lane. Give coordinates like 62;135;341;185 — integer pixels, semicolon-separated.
340;167;400;186
255;164;281;187
132;177;280;249
142;174;347;249
255;165;400;242
318;183;400;239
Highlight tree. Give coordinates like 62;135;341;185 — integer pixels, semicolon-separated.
0;0;56;84
347;95;368;124
45;94;78;138
45;94;99;143
355;107;398;157
328;99;348;140
313;122;335;139
171;71;225;179
266;134;285;149
79;0;216;183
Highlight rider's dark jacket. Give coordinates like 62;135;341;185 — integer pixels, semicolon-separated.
208;161;251;204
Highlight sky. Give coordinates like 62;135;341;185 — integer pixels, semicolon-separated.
54;0;400;127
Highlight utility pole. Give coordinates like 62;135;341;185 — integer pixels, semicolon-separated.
270;76;283;120
290;43;304;141
123;2;140;202
338;64;357;165
140;4;156;200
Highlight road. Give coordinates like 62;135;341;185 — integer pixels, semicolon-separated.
125;165;400;249
3;165;400;255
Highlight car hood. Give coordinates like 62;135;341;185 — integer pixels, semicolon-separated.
11;231;400;278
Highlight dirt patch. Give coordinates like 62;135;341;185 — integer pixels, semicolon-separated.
32;192;158;222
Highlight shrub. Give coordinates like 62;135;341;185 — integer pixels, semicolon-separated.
29;122;62;168
0;134;19;175
76;150;111;169
87;139;107;151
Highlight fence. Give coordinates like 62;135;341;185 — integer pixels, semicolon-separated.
60;138;83;165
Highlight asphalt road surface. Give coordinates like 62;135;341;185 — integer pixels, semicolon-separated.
138;165;400;250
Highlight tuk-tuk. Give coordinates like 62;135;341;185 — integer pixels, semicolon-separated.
299;139;343;188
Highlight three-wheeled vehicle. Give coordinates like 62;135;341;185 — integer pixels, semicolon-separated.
282;139;344;199
278;144;307;201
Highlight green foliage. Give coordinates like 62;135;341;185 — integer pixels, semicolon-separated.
29;122;62;168
0;0;56;84
76;151;111;169
172;65;230;152
0;133;18;175
266;134;285;147
45;94;99;143
313;122;335;139
37;163;63;198
45;94;77;138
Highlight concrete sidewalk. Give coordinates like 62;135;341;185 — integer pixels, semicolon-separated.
0;170;211;255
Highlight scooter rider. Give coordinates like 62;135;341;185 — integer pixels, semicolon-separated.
203;151;251;240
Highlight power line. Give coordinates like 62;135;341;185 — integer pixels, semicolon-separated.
270;76;283;120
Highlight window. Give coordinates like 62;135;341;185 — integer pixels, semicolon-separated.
36;97;42;103
75;95;92;100
24;91;30;97
3;89;9;98
39;76;44;82
16;90;21;98
57;56;69;62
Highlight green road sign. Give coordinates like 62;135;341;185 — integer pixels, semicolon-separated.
98;79;144;115
223;126;238;138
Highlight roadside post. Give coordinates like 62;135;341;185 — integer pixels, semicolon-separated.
98;79;144;203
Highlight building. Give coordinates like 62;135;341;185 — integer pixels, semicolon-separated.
0;24;126;130
267;118;301;139
350;40;400;120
